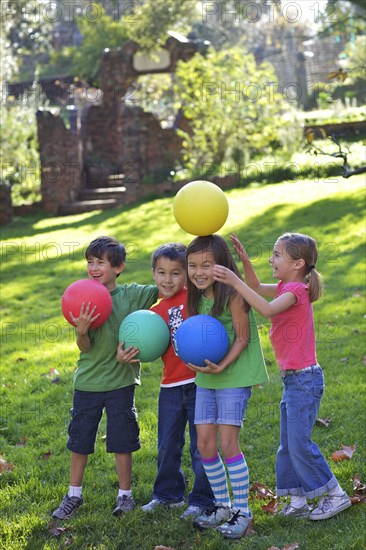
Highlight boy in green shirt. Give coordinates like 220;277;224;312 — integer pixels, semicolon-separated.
52;236;158;520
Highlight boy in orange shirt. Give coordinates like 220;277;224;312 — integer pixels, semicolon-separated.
141;243;214;518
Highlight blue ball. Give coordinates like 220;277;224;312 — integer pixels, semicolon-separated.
175;314;229;367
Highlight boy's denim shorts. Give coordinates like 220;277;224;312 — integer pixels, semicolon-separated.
194;386;252;426
67;385;140;455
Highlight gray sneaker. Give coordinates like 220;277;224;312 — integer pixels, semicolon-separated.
279;503;310;518
180;505;205;520
193;505;232;530
216;510;252;539
141;498;185;512
309;492;352;521
52;494;83;519
113;495;136;516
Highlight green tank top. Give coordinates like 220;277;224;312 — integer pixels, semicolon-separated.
195;296;268;389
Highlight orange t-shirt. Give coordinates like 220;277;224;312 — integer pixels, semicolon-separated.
151;288;195;387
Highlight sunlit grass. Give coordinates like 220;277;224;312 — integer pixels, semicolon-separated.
1;175;365;549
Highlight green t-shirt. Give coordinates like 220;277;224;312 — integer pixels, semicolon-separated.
74;283;158;392
195;296;269;389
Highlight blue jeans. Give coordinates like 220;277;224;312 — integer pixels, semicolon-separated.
152;383;214;507
276;365;337;499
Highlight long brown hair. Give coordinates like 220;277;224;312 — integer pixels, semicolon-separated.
186;235;250;316
277;232;323;302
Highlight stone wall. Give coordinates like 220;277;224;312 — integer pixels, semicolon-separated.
36;110;82;213
35;33;197;214
83;103;181;188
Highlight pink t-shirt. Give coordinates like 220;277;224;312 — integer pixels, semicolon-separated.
269;281;317;371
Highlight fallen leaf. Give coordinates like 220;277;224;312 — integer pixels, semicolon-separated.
48;520;72;537
41;450;53;460
261;498;279;514
15;436;27;447
154;546;176;550
331;444;356;462
340;357;349;363
64;536;73;546
350;494;366;504
316;415;333;428
49;368;60;376
0;455;14;474
250;481;275;500
363;356;366;366
353;474;366;494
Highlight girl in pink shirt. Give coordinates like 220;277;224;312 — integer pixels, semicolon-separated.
213;232;351;521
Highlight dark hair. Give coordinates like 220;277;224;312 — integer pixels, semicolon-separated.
186;235;250;316
277;232;323;302
151;242;187;270
85;236;126;276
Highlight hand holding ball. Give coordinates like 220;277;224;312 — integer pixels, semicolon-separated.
119;310;170;362
61;279;112;329
173;180;229;236
175;315;229;367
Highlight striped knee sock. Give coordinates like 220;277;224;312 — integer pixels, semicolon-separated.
225;453;249;515
201;453;231;508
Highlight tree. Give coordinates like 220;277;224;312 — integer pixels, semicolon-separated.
320;0;365;39
43;1;197;85
173;46;296;178
305;131;366;178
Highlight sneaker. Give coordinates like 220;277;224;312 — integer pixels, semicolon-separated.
52;494;83;519
193;505;232;530
216;510;252;539
141;498;185;512
279;504;310;518
113;495;136;516
180;505;205;520
309;492;352;521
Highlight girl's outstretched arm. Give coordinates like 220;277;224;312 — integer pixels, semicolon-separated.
213;265;296;319
230;234;276;297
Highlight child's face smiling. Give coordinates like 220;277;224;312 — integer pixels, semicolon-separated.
187;250;215;297
87;254;123;291
152;257;186;299
269;241;300;282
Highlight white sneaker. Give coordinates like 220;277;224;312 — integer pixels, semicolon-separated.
180;505;205;520
193;505;232;530
216;510;252;539
141;498;185;512
309;491;352;520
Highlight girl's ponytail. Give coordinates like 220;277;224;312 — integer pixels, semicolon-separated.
305;265;323;303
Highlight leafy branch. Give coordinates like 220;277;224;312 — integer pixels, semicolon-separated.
305;130;366;178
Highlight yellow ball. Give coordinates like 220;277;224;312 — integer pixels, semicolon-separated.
173;180;229;236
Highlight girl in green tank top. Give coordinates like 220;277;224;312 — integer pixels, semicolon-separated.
185;235;268;540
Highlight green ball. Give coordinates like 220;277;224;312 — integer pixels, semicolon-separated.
119;310;170;362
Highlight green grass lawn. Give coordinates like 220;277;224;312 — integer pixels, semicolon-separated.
1;175;365;550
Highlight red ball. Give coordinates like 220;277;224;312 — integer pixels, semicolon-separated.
61;279;113;329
